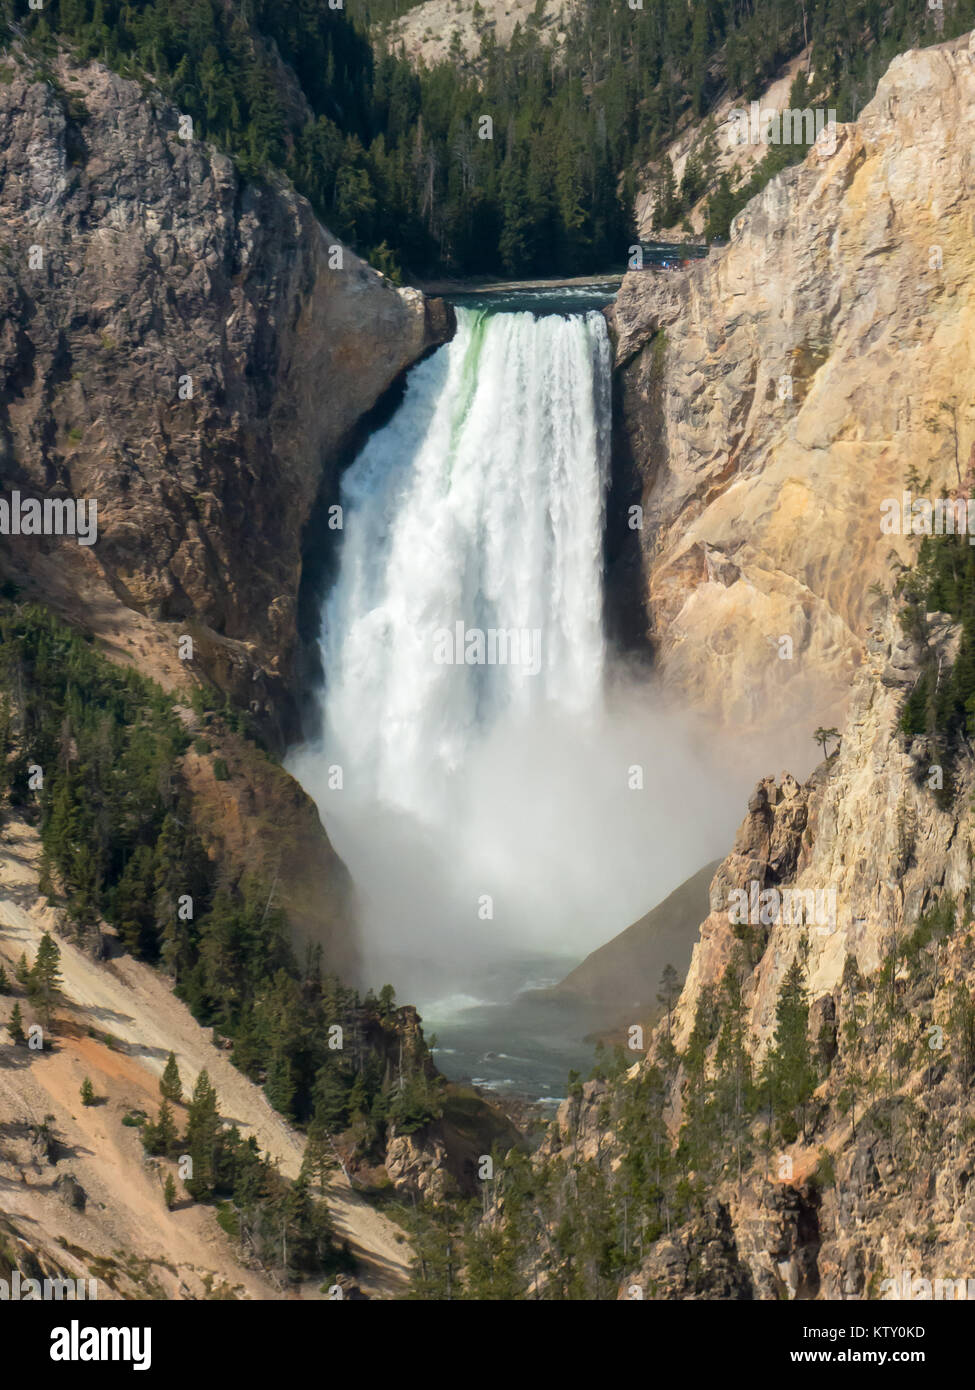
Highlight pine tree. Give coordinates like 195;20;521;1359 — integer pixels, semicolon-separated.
464;1223;526;1300
277;1169;334;1277
8;1000;26;1045
813;726;841;760
705;171;737;241
657;963;682;1038
677;983;722;1176
114;843;157;958
184;1069;222;1200
141;1101;178;1158
153;814;201;981
160;911;193;984
156;1099;179;1156
164;1173;177;1210
346;1071;369;1122
312;1065;349;1134
0;963;10;994
713;957;754;1185
301;1121;338;1192
265;1054;297;1121
653;155;679;230
30;932;62;1027
80;1076;96;1106
160;1051;182;1103
762;956;817;1142
408;1205;457;1299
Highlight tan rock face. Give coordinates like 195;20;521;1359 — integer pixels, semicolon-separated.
384;1128;454;1202
672;609;971;1057
179;723;358;979
607;37;975;746
0;52;454;745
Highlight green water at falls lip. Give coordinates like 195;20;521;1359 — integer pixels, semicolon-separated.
445;284;618;317
446;308;489;467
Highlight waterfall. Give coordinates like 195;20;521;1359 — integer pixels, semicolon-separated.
289;303;733;996
318;307;611;819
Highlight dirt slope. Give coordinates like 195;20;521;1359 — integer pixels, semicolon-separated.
0;818;412;1298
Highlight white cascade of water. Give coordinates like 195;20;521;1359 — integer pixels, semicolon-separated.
318;307;610;819
289;305;734;992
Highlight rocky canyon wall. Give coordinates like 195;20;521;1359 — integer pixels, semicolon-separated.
607;36;975;750
672;608;971;1059
0;46;454;977
541;599;975;1299
0;48;454;747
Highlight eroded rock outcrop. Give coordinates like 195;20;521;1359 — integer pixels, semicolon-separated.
0;49;454;745
672;606;971;1056
607;35;975;742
